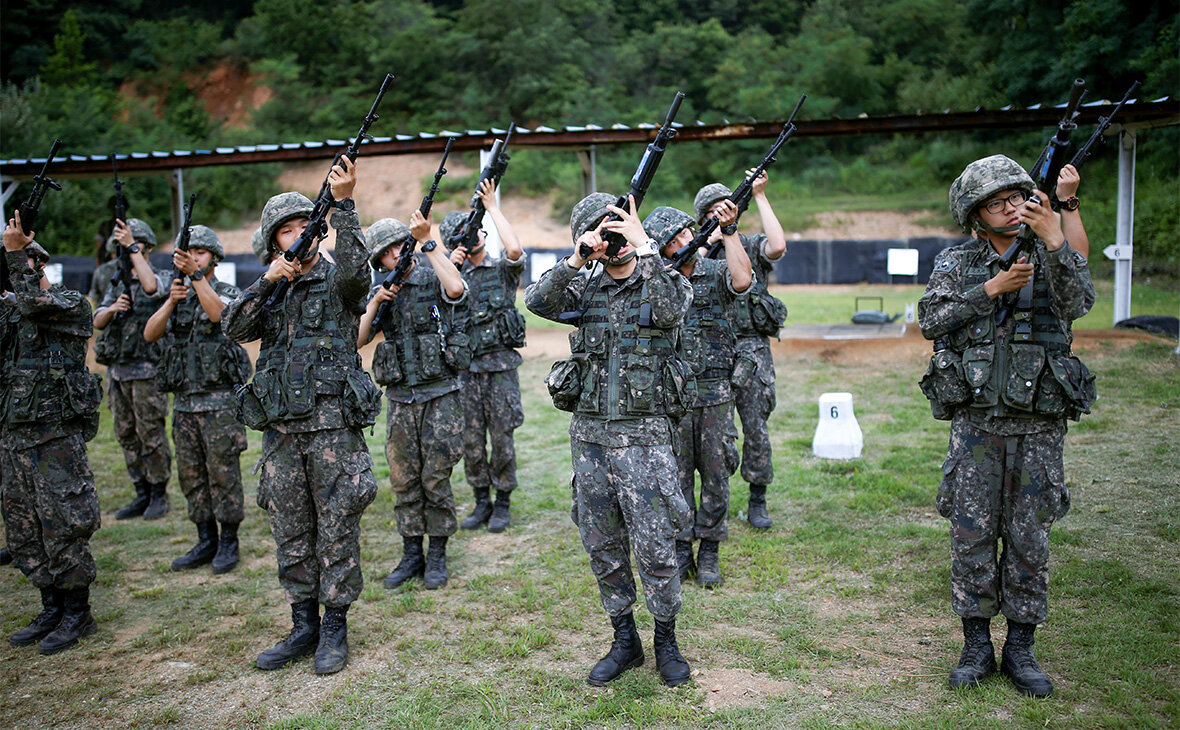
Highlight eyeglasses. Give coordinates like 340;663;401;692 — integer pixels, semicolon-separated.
981;190;1030;214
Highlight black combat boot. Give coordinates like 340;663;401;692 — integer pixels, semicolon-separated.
696;539;723;588
487;490;511;533
256;600;320;670
314;605;349;675
38;588;97;655
460;488;492;530
115;481;151;520
0;546;12;565
171;520;218;571
747;484;772;529
423;536;449;590
675;540;696;583
211;522;240;574
1001;621;1053;697
142;481;170;520
10;587;63;647
384;536;425;589
587;612;644;686
949;617;996;689
653;617;691;687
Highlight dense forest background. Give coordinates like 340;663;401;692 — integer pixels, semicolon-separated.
1;0;1177;269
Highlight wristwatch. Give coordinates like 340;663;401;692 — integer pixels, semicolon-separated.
635;239;657;258
420;239;437;253
1060;196;1080;211
335;197;356;212
127;243;141;254
189;268;204;281
721;224;738;235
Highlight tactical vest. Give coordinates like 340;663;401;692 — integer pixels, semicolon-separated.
680;258;735;381
463;263;526;357
371;272;470;388
95;279;166;366
158;282;251;395
4;313;101;432
730;234;787;338
920;242;1094;421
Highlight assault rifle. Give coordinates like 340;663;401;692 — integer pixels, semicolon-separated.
451;124;515;252
995;78;1086;325
266;72;395;306
1069;80;1140;171
370;138;455;332
109;156;136;315
172;192;198;286
578;91;685;260
2;139;62;294
668;94;806;270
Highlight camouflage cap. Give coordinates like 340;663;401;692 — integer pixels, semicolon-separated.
570;193;616;242
949;155;1035;228
250;227;269;265
260;192;315;252
25;242;51;265
365;218;413;268
694;183;732;223
643;206;695;250
106;218;158;253
184;225;224;260
439;211;467;249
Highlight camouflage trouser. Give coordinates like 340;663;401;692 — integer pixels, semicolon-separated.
386;391;462;537
0;435;100;590
734;337;776;487
459;369;524;494
673;400;740;542
570;437;690;622
938;417;1070;625
173;408;247;525
108;376;171;486
257;428;378;608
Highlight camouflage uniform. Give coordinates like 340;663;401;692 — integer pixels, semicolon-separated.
525;248;692;622
87;258;117;304
368;257;469;538
919;235;1095;625
0;248;102;593
223;197;380;609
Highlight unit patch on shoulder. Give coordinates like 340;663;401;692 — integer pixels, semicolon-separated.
933;257;959;274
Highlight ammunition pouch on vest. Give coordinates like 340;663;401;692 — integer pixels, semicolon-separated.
372;282;469;387
4;364;102;441
95;284;166;366
158;297;252;394
733;286;787;338
468;274;527;356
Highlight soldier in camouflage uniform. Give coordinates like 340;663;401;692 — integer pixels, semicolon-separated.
88;252;117;306
525;193;694;687
645;203;751;589
442;178;527;533
93;218;173;520
144;226;250;574
358;212;468;591
918;155;1096;698
223;157;381;675
251;226;271;266
694;171;787;530
1;213;104;655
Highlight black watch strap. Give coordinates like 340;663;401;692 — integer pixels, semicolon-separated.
721;224;738;235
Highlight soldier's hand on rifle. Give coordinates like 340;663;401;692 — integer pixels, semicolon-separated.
264;255;301;284
985;257;1034;298
1056;164;1080;201
1019;190;1065;250
409;209;431;243
571;219;609;267
169;281;190;304
602;195;648;247
113;219;136;249
372;284;400;303
715;199;739;229
173;249;198;276
449;247;467;267
748;168;769;196
478;178;498;211
3;213;34;251
329;155;358;201
108;293;133;313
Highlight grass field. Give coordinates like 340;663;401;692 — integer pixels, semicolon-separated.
0;306;1177;728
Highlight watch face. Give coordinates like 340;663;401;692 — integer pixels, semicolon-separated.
421;240;437;252
129;243;141;254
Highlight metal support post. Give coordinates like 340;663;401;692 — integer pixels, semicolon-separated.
577;145;598;197
476;147;503;258
169;168;186;248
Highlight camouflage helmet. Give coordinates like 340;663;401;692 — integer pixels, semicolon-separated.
105;217;158;253
260;192;315;252
949;155;1035;228
643;206;695;250
570;193;616;242
25;242;51;266
184;225;224;260
694;183;732;223
250;227;269;266
439;211;467;249
365;218;413;269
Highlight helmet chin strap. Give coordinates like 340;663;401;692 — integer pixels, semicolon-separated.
971;218;1021;237
604;248;637;267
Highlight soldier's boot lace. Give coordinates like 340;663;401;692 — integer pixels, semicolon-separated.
949;617;996;688
171;520;218;571
314;605;349;675
1001;621;1053;697
747;484;772;530
460;488;492;530
587;612;643;686
423;536;449;590
143;481;171;520
256;599;319;670
38;588;97;655
487;491;511;533
696;539;723;589
384;536;425;589
653;618;691;687
675;540;696;583
211;521;240;574
115;481;151;520
10;587;63;647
